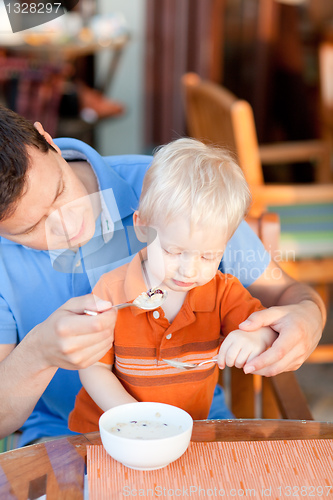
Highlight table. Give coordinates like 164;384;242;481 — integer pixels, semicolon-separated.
0;419;332;499
1;34;129;94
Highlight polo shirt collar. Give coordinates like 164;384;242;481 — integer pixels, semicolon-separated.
123;247;218;315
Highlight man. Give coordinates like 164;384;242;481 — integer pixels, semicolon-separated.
0;106;325;446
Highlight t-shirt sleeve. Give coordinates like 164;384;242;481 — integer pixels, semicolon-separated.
219;220;271;287
220;275;266;336
0;294;17;344
92;276;114;366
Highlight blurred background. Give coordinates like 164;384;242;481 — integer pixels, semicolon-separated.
0;0;332;420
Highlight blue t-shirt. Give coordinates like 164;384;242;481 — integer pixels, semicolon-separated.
0;139;270;445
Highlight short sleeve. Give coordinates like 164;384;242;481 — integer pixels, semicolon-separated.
0;294;17;344
220;276;265;336
219;220;271;287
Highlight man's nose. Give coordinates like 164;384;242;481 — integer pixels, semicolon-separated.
47;207;78;237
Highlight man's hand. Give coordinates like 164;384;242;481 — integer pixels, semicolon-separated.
30;294;116;371
240;300;323;376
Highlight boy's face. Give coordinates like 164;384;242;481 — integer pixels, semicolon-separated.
0;146;97;250
145;216;227;292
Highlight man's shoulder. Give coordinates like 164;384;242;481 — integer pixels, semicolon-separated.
54;137;152;170
97;262;129;287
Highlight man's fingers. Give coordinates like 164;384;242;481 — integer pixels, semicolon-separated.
243;346;302;376
62;294;112;315
239;307;284;331
56;308;116;339
56;334;113;370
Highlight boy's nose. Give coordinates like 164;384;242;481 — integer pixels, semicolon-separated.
180;259;198;279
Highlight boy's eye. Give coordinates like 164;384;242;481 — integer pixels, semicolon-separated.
163;248;181;256
202;253;221;261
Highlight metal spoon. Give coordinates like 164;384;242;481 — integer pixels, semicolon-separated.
162;357;218;370
84;287;167;315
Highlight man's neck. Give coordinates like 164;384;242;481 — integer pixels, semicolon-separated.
68;160;99;196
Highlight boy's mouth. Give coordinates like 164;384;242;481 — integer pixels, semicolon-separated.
172;279;196;288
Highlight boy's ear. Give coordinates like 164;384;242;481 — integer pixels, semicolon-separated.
133;211;148;242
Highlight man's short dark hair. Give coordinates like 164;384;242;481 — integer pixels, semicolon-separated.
0;105;56;221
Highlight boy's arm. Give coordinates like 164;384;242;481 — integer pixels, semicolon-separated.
218;327;278;370
79;362;136;412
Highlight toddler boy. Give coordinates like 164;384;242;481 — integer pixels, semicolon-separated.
69;138;277;432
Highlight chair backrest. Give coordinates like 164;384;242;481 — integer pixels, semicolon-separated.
220;213;313;420
318;41;333;146
181;73;264;187
319;41;333;111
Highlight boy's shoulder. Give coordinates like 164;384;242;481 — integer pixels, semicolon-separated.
215;269;243;288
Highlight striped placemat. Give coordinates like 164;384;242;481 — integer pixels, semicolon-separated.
87;440;333;499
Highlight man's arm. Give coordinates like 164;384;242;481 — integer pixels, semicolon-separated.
0;295;116;438
241;259;326;376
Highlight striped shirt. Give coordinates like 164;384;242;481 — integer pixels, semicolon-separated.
69;250;264;432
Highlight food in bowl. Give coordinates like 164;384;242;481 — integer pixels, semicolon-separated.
99;402;193;470
109;419;184;439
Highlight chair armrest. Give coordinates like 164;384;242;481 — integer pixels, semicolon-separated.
306;345;333;364
259;140;332;183
251;184;333;209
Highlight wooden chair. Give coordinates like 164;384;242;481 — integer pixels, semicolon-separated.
319;41;333;162
219;213;313;420
181;73;333;300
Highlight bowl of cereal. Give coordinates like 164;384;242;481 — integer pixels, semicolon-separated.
99;402;193;470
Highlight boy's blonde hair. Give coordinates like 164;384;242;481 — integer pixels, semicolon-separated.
138;138;251;238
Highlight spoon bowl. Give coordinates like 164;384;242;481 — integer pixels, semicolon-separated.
84;287;167;315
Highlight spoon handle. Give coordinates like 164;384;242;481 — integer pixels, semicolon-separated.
84;302;134;316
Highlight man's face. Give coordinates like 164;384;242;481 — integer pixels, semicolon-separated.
0;146;97;250
146;216;227;292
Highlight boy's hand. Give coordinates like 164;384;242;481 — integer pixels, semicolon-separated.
217;327;277;371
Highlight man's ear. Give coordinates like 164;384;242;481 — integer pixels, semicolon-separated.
133;211;149;242
34;122;62;155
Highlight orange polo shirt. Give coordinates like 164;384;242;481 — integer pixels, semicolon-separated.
69;250;265;433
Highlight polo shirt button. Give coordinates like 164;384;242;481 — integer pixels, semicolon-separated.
75;260;81;268
166;333;172;339
153;310;160;319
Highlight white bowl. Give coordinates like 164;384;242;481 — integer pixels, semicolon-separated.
99;402;193;470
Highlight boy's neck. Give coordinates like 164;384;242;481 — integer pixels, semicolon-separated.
141;260;189;323
161;289;188;323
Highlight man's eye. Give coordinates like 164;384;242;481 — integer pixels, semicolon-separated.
59;182;67;197
23;225;38;235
